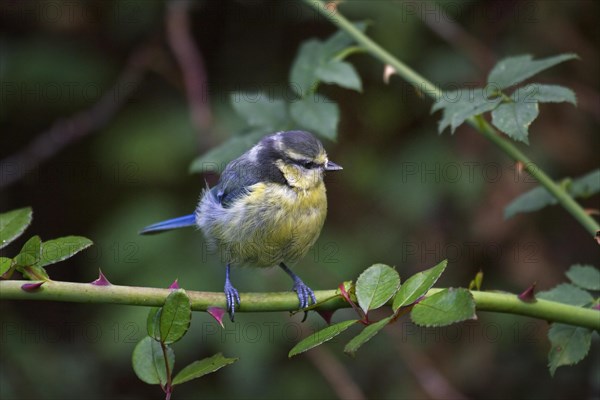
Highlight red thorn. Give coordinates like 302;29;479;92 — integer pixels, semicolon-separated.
207;307;226;328
91;269;111;286
339;283;351;303
518;282;537;302
21;281;45;292
168;279;180;290
316;310;335;325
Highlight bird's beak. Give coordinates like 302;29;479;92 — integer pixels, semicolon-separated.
325;160;343;171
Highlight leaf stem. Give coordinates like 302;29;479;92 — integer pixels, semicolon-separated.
1;281;598;330
304;0;600;237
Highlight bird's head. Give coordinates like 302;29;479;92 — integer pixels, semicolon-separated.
258;131;342;190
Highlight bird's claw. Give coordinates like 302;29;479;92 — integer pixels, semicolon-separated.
224;282;241;322
292;280;317;309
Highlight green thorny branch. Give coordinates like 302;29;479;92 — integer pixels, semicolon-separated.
0;280;598;330
304;0;599;238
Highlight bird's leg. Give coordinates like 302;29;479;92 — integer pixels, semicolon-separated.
279;263;317;309
224;264;241;321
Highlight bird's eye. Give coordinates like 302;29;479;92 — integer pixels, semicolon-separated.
300;160;317;169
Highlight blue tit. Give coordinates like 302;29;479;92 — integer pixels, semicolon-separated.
140;130;342;320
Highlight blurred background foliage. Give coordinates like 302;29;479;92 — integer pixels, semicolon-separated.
1;0;599;399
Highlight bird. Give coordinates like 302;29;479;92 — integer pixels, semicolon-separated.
140;130;342;320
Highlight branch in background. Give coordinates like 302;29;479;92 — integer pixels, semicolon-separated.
393;338;469;400
1;280;598;330
165;0;213;145
304;0;600;238
306;347;366;400
0;46;154;189
410;0;495;73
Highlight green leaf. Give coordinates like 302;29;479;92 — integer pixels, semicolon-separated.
188;129;266;174
411;288;476;327
504;186;556;219
315;60;362;92
288;320;358;357
160;289;192;344
565;265;600;291
433;88;502;134
38;236;93;268
289;94;339;141
491;98;539;144
505;170;600;219
0;257;13;276
320;22;367;57
290;39;322;96
355;264;400;314
569;169;600;198
14;235;42;267
392;260;448;311
487;53;578;89
344;316;392;357
547;323;592;376
147;307;161;340
132;336;175;386
172;353;238;386
230;92;289;130
512;84;576;105
537;283;594;306
0;207;32;249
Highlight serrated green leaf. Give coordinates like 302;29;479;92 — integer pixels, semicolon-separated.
172;353;238;386
14;235;41;267
487;53;578;89
565;265;600;291
188;129;266;174
537;283;594;306
491;98;539;144
344;316;392;357
289;94;339;141
160;289;192;344
288;320;358;357
316;60;362;92
132;336;175;386
38;236;93;268
147;307;161;340
411;288;476;327
392;260;448;311
433;88;501;134
0;257;12;275
355;264;400;314
547;323;592;376
0;207;32;249
230;92;289;129
569;169;600;198
512;84;576;105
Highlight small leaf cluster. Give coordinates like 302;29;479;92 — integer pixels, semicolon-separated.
504;169;600;219
189;24;365;173
0;207;92;283
132;288;237;399
289;260;477;357
432;53;578;143
537;264;599;376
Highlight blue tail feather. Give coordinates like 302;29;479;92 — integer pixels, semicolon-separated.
139;214;196;235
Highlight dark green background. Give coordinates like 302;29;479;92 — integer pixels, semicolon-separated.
1;1;598;399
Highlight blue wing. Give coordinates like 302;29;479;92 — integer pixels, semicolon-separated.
139;214;196;235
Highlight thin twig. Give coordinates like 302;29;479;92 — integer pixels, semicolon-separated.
306;346;366;400
165;0;213;144
0;46;154;189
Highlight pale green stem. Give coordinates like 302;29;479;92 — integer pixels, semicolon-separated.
1;281;598;330
304;0;599;237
